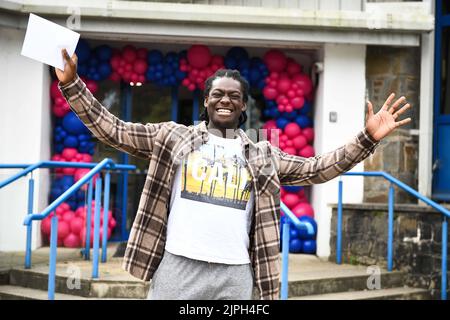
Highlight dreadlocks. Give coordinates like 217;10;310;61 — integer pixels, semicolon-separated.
200;69;249;128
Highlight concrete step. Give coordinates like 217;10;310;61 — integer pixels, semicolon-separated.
0;285;144;300
285;254;407;297
290;286;432;300
8;258;149;299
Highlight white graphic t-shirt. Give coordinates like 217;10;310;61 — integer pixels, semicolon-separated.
165;133;254;264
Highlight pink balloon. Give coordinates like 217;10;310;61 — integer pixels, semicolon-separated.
110;55;121;69
110;72;121;82
263;86;278;100
264;50;287;72
74;168;90;182
63;233;81;248
50;80;61;99
57;221;70;240
51;154;62;161
62;168;76;175
187;45;212;69
284;123;302;139
79;227;94;248
291;96;305;109
292;202;314;218
81;154;92;163
52;106;66;118
283;193;300;209
299;145;315;158
62;148;78;161
293;74;313;95
292;135;308;150
302;127;315;142
122;45;137;63
285;105;293;113
277;104;285;112
133;59;147;74
70;217;84;235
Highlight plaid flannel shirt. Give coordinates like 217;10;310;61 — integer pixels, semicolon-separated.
59;75;379;300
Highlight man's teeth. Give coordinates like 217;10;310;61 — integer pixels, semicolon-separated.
217;109;232;114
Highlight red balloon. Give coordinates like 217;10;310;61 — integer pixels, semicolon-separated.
63;233;81;248
299;145;315;158
277;78;291;93
62;210;75;223
293;74;313;95
287;60;302;75
70;217;84;235
264;50;287;72
62;148;78;161
79;227;94;248
291;96;305;109
284;147;297;155
52;105;66;118
110;55;121;69
292;202;314;218
50;80;61;99
57;221;70;240
136;48;148;59
41;217;52;236
283;193;301;209
187;45;212;69
263;86;278;100
292;135;308;150
284;123;302;139
133;59;147;74
122;45;137;63
302;127;315;142
86;80;98;94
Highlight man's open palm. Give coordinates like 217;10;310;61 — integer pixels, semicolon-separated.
365;93;411;141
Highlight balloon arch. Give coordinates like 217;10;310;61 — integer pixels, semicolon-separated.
45;40;317;254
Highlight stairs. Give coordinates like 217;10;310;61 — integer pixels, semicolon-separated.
0;251;432;300
0;258;149;300
285;254;431;300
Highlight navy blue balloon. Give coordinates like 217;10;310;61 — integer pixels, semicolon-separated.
295;115;312;128
298;216;317;240
148;50;163;64
290;228;300;239
98;62;112;79
62;112;89;135
77;64;87;77
283;186;303;193
300;101;312;115
61;176;74;188
64;135;78;148
276;118;289;130
78;134;91;142
283;111;297;121
302;240;317;254
95;45;112;61
55;144;64;153
224;56;238;69
76;39;90;63
289;239;303;253
227;47;249;61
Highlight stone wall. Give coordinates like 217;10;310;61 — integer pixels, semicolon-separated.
364;46;420;203
330;204;450;299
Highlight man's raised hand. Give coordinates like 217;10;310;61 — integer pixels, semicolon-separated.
55;48;78;85
365;93;412;142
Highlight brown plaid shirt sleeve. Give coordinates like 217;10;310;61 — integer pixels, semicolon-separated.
58;75;167;159
272;129;379;185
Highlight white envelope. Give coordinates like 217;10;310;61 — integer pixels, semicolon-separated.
21;13;80;70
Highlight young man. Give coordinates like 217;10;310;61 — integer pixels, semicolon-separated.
56;49;411;300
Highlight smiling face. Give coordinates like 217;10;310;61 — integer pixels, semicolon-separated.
204;77;247;132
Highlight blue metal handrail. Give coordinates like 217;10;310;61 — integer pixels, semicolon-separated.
0;159;136;300
337;171;449;300
280;201;315;300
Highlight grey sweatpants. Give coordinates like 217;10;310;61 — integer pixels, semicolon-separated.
147;250;254;300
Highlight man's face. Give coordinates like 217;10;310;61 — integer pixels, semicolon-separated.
204;77;247;130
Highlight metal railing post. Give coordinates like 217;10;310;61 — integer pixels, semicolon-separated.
102;171;110;263
387;184;395;272
92;178;102;279
442;216;448;300
280;219;290;300
84;179;93;260
25;174;34;269
337;178;343;265
48;215;58;300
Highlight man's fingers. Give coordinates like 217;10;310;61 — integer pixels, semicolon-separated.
367;100;374;118
72;52;78;66
389;96;406;114
395;117;411;127
382;93;395;111
393;103;411;120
